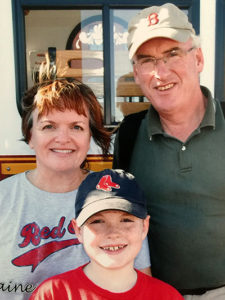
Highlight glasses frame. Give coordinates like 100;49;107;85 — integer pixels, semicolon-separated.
134;46;196;70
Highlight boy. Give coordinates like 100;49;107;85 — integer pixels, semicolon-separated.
30;169;183;299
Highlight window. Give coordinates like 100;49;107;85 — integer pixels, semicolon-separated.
12;0;199;127
215;0;225;102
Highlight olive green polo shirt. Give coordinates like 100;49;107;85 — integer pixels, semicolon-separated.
129;86;225;291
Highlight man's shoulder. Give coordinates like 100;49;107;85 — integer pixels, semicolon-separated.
118;109;148;134
122;109;148;124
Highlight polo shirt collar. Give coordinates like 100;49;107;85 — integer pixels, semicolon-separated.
147;86;216;138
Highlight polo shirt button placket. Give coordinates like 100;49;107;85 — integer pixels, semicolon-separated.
179;144;192;172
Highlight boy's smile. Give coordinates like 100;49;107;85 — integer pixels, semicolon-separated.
100;244;127;252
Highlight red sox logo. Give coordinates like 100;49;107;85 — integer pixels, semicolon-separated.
11;217;79;272
96;175;120;191
148;13;159;26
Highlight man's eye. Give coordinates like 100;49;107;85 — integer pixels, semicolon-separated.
168;49;179;57
141;57;155;64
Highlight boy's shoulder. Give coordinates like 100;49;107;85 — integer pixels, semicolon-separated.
137;270;184;299
29;266;83;299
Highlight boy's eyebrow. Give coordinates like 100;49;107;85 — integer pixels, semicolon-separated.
90;210;130;217
89;211;104;217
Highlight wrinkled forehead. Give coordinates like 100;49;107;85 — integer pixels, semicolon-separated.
134;37;192;56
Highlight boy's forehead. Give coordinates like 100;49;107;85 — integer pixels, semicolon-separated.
89;210;133;218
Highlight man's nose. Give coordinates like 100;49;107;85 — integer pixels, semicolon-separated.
152;59;171;79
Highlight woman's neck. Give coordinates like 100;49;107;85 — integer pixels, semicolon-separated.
26;167;89;193
83;261;137;293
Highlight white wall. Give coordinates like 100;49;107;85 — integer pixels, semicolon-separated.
200;0;216;95
0;0;33;155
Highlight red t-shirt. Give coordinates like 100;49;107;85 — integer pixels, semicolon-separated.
29;265;184;300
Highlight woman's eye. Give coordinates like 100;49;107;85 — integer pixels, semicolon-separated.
42;124;53;130
73;125;83;130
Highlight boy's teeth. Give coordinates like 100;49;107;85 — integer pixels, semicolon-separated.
102;245;125;251
157;83;174;91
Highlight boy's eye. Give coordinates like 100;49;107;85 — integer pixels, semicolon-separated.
121;218;134;223
89;219;104;224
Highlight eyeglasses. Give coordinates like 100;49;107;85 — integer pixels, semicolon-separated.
134;47;195;72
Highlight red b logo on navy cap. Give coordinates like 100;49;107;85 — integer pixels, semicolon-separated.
96;175;120;192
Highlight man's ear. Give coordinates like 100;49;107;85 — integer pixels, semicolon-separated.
71;219;83;244
133;64;140;85
195;47;204;73
142;215;150;240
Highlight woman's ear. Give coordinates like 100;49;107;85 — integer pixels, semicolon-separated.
28;140;34;149
71;218;83;244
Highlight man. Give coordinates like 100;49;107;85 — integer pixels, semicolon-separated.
113;3;225;300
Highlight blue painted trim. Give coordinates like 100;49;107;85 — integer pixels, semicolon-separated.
215;0;225;101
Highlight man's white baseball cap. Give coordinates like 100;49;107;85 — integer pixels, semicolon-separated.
127;3;196;59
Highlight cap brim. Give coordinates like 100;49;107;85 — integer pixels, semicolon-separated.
76;197;147;227
129;27;192;59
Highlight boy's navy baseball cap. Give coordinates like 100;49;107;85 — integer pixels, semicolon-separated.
75;169;147;226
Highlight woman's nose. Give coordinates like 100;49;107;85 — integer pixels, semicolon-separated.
54;128;71;144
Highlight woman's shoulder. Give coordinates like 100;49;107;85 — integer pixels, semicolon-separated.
0;173;26;196
0;172;25;186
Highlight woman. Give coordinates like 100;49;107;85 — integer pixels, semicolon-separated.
0;79;150;300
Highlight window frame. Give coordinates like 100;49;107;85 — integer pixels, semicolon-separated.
215;0;225;101
11;0;200;125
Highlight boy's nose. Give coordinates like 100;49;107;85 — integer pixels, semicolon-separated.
106;224;121;238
